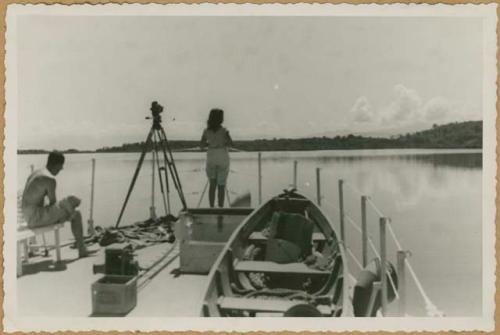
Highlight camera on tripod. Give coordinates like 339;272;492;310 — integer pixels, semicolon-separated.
149;101;164;125
151;101;163;116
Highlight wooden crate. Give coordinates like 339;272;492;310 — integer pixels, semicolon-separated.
91;275;137;315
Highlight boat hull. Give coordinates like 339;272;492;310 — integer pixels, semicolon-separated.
200;191;353;317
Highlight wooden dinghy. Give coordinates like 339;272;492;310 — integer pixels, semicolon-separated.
201;189;353;317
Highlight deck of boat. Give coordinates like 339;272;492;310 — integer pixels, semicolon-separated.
17;242;208;317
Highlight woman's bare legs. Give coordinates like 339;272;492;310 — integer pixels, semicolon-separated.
208;179;217;208
218;184;226;208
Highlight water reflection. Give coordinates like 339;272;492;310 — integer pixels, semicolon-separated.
262;152;482;170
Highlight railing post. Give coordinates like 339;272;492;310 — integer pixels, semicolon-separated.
150;150;157;219
366;281;382;317
361;195;368;267
87;158;96;236
338;179;345;242
397;250;407;316
258;152;262;204
316;168;321;206
29;165;37;245
293;160;298;188
379;217;388;316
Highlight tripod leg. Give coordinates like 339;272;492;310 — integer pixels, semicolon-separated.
156;129;184;207
164;159;171;214
150;148;156;220
153;129;171;214
115;128;154;228
197;180;209;208
156;130;177;193
158;127;188;209
152;131;169;217
155;129;172;213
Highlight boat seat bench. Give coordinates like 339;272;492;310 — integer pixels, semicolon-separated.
235;260;329;275
249;231;326;243
218;296;332;315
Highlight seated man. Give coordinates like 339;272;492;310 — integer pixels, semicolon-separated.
21;152;88;257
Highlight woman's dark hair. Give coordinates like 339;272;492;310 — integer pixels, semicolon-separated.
47;151;65;167
207;108;224;131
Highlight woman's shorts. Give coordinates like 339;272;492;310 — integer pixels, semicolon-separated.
206;149;230;185
206;163;229;185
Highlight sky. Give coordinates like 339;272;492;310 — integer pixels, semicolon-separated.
15;15;483;150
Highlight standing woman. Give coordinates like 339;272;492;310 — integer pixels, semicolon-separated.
200;108;233;207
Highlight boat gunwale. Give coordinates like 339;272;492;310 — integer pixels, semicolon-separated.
180;207;255;216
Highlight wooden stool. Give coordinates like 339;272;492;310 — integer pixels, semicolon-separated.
17;196;63;277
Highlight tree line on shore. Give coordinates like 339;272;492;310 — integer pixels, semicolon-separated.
18;120;482;154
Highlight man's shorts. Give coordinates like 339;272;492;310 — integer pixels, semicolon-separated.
23;196;79;228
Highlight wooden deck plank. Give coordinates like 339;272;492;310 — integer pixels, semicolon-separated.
234;260;328;275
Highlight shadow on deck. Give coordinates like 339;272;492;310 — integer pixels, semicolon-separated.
17;243;208;318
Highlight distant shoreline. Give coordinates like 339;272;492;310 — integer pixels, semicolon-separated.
18;121;482;155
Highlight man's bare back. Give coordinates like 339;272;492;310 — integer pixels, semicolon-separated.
21;152;88;257
22;170;57;210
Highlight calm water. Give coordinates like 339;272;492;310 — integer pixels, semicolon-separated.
17;149;482;317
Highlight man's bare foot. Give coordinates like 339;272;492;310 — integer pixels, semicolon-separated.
78;248;99;258
78;248;90;258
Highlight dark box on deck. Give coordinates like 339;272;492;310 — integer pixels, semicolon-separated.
91;275;137;315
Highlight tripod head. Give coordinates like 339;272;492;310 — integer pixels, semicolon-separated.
147;101;164;129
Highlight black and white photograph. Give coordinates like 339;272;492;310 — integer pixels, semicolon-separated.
3;3;497;332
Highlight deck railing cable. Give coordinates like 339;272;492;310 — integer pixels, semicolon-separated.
344;211;399;300
345;246;363;270
319;200;401;300
346;182;444;317
367;199;443;316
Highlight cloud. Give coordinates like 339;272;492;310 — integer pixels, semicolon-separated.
380;84;422;124
422;97;452;122
347;84;460;133
350;96;374;123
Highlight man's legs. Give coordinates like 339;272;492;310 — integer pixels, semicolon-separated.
70;210;88;257
208;179;217;208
